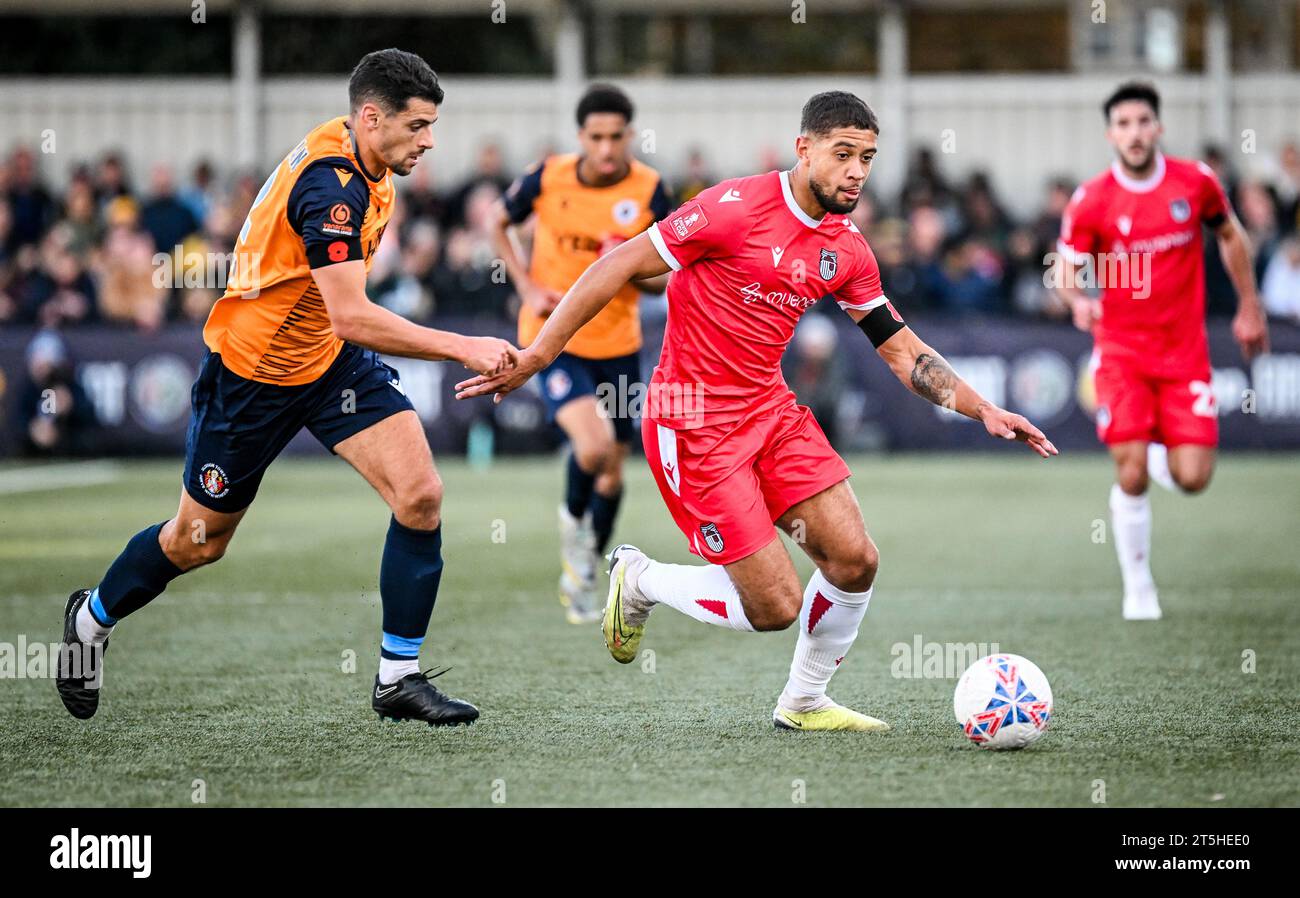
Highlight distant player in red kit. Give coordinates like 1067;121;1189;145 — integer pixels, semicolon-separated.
1055;82;1269;621
458;92;1057;732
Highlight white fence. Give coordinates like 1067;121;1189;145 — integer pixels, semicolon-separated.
3;73;1298;215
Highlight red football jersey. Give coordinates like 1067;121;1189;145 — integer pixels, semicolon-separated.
646;170;885;428
1057;152;1229;374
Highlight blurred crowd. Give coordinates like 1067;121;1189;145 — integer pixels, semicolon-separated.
4;139;1300;337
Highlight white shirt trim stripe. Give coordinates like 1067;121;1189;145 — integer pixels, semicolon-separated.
1110;151;1166;194
837;293;889;312
779;169;824;229
646;223;682;271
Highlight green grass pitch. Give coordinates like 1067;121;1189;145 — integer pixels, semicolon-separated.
1;452;1297;807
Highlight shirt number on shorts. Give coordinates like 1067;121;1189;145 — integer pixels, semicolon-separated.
1190;379;1217;417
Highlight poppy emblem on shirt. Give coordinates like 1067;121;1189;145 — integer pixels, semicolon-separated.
819;248;838;280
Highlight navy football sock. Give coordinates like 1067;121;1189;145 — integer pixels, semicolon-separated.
589;488;624;555
379;517;443;662
565;452;596;520
95;521;184;620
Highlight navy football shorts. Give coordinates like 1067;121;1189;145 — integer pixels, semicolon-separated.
538;350;641;444
183;343;414;513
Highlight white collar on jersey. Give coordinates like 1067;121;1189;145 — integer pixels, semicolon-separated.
1110;150;1167;194
779;169;826;229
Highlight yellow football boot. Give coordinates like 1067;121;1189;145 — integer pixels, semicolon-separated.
602;544;651;664
772;701;891;732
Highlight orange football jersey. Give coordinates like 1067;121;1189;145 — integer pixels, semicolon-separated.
504;154;671;360
204;117;395;385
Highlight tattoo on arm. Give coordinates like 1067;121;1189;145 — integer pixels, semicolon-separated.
910;352;958;409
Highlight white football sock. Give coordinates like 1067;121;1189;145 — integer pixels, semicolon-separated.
378;657;420;685
1109;484;1155;594
779;570;873;712
75;591;114;644
636;560;754;631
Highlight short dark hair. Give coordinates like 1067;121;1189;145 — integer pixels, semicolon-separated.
801;91;879;137
576;83;634;128
349;49;444;114
1103;81;1160;121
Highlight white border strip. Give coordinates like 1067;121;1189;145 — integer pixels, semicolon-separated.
837;293;889;312
646;223;682;271
0;461;124;495
779;169;823;229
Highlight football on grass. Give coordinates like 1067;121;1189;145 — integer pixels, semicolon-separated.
954;653;1053;750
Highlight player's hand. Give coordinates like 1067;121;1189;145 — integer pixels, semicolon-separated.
455;348;546;403
978;404;1058;458
521;282;563;317
1070;297;1101;333
456;336;519;377
1232;304;1270;361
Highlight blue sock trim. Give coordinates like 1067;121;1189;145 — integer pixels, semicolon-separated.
381;632;423;657
88;589;118;627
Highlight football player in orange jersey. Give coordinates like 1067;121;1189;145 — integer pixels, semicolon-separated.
57;50;516;727
493;84;673;623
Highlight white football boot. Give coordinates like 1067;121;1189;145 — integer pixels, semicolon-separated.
1123;582;1163;621
557;504;601;624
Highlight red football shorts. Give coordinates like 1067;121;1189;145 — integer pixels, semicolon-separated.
1092;349;1218;447
642;401;851;565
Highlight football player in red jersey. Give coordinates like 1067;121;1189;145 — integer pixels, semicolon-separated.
1055;82;1269;620
458;92;1057;732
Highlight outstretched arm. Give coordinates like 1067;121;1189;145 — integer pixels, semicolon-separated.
314;260;517;376
455;230;670;401
856;306;1057;458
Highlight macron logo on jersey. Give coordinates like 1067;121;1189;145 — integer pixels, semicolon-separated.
671;204;709;239
771;246;785;267
719;188;743;203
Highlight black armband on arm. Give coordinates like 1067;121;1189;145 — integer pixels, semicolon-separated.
857;300;906;348
305;233;363;268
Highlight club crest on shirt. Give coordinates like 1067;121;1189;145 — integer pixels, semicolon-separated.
1169;198;1191;223
612;199;641;226
819;247;838;280
699;522;725;554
